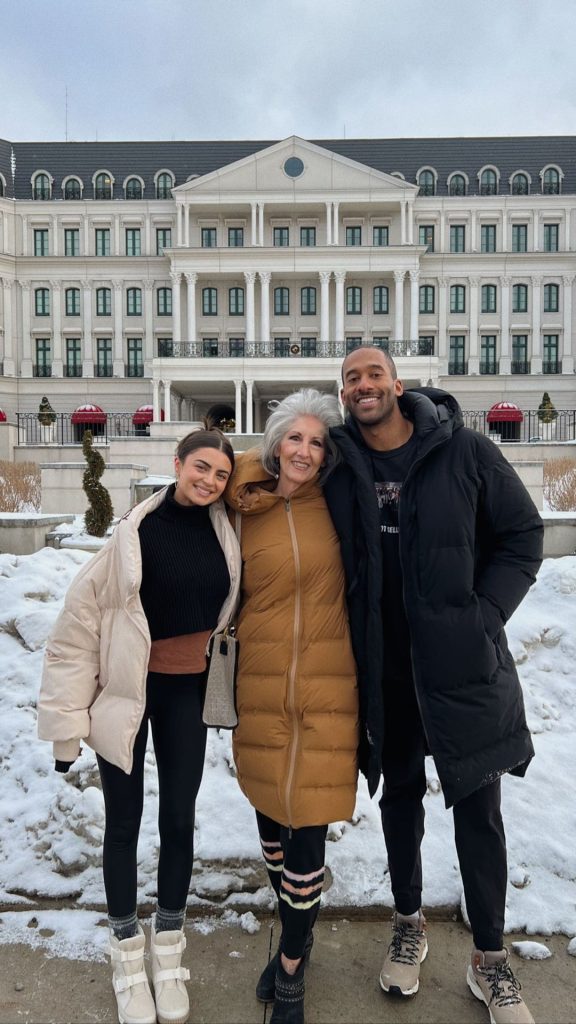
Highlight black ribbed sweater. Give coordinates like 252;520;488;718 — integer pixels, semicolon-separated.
138;486;230;641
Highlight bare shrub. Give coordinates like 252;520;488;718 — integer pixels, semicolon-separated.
544;457;576;512
0;461;41;512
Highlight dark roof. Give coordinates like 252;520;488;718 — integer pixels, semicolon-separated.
1;136;575;199
0;139;13;197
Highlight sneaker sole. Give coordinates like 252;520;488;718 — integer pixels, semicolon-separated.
466;965;497;1024
379;941;428;997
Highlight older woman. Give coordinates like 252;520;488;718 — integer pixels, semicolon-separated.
226;389;359;1024
38;426;241;1024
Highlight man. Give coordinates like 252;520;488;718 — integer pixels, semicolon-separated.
323;346;543;1024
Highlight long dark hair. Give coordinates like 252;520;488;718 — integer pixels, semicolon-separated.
175;425;235;470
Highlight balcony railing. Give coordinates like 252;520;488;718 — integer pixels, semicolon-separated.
64;365;83;378
125;364;144;377
543;360;562;374
95;365;113;377
511;361;530;374
156;339;435;359
448;361;468;375
479;361;500;375
33;364;52;377
462;410;576;442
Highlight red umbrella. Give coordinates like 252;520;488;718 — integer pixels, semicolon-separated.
486;402;523;423
133;404;165;425
71;403;107;425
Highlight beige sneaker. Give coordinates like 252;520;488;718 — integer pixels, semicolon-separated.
151;925;190;1024
109;924;156;1024
467;948;535;1024
379;911;428;997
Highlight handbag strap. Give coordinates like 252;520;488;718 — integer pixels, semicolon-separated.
235;510;242;543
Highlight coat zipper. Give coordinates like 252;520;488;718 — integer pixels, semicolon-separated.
284;498;301;828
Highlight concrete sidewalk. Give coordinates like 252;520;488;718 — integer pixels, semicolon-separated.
0;916;573;1024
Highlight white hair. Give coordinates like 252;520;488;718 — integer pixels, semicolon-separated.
260;388;342;482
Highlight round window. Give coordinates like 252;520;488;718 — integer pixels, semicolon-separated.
283;157;304;178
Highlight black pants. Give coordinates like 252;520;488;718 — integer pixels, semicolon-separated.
97;671;208;919
379;676;507;952
256;810;328;960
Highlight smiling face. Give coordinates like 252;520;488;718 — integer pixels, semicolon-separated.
340;348;404;428
275;415;326;498
173;446;233;506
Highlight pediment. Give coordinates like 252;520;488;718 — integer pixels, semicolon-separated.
173;136;417;198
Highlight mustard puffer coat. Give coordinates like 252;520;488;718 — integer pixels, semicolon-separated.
226;448;359;829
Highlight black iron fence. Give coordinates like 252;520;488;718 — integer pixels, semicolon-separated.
157;339;435;359
461;409;576;442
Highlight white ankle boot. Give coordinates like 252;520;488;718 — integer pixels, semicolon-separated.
151;925;190;1024
109;924;156;1024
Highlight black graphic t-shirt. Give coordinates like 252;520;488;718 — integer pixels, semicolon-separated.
367;433;418;683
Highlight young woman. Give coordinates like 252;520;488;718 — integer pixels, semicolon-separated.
38;427;241;1024
226;389;359;1024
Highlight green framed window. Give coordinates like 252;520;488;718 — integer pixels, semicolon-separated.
33;174;50;200
449;336;466;374
65;338;82;377
229;287;244;316
418;170;435;195
274;226;290;247
126;229;141;257
480;335;498;373
419;285;435;314
156;173;173;199
64;228;80;257
543;224;559;252
480;169;498;195
512;224;528;252
156;228;171;255
274;287;289;315
201;227;217;247
228;227;244;247
346;286;362;314
543;334;560;372
481;224;496;253
35;338;51;375
229;338;245;356
95;228;110;256
35;287;50;316
127;337;143;376
64;178;81;200
300;226;316;247
126;287;142;316
34;229;49;256
512;283;528;313
449;174;466;196
511;173;529;195
481;284;497;313
373;225;389;246
450;284;466;313
65;287;80;316
96;337;113;375
202;287;218;316
96;287;111;316
301;286;317;315
449;225;465;253
542;168;560;195
346;226;362;246
125;178;142;200
157;287;172;316
94;173;112;199
419;225;434;252
373;285;389;314
543;283;559;313
301;337;317;357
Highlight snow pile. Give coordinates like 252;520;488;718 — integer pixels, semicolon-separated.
511;941;552;960
0;548;575;946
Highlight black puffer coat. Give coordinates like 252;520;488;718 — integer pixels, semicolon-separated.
325;388;543;808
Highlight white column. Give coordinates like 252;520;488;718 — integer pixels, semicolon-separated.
176;204;183;246
407;202;414;245
245;378;254;434
145;217;151;257
531;275;542;373
114;215;121;256
319;271;331;346
470;211;477;252
152;378;161;422
185;272;197;342
393;270;405;341
335;271;346;342
400;202;406;245
437;277;448;369
113;282;124;374
251;202;257;246
2;278;15;375
51;216;58;257
500;276;511;373
259;271;271;346
50;281;63;376
501;212;508;253
21;216;28;256
234;378;243;434
468;277;479;373
82;282;93;375
533;213;539;252
562;275;574;373
258;203;265;247
244;271;256;344
409;270;419;344
144;280;154;366
439;214;446;254
163;379;172;423
184;202;190;248
21;281;32;375
564;208;570;252
170;272;182;344
333;203;339;246
325;203;333;246
83;218;90;257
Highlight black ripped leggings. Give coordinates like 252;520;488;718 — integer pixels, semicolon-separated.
97;671;207;918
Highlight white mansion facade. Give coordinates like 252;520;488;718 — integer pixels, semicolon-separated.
0;134;575;432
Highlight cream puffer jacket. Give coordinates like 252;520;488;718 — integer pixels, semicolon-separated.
37;487;241;773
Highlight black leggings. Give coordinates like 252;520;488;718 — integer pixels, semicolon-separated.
379;675;507;952
256;810;328;961
97;671;207;919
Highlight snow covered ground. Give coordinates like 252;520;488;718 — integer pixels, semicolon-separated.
0;546;575;961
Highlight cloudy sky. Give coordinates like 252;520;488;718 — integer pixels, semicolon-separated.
2;0;575;142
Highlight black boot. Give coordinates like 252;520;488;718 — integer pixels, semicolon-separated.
269;957;305;1024
256;931;313;1003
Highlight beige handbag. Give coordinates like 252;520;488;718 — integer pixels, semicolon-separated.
202;512;241;729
